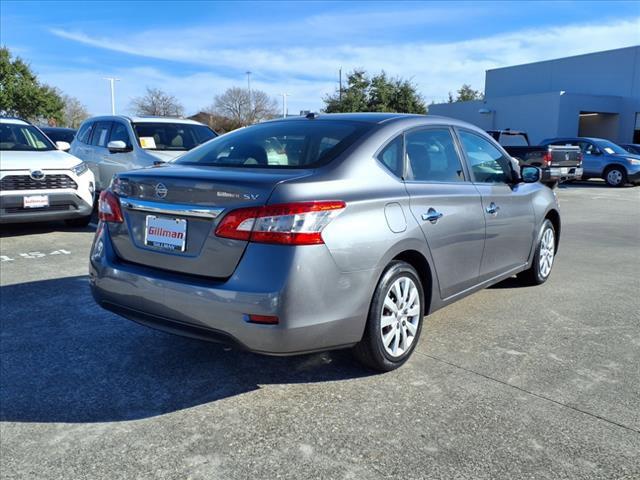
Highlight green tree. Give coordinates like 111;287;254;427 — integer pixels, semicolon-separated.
0;47;64;123
323;69;426;114
447;84;484;103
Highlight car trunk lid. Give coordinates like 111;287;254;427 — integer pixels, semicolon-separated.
107;165;312;278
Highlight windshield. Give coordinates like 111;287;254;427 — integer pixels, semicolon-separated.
174;120;371;168
0;123;56;151
595;140;628;155
132;122;216;151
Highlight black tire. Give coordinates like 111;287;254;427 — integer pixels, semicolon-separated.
603;166;627;187
353;260;425;372
65;216;92;228
517;219;556;286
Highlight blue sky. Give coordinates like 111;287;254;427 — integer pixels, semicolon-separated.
1;1;639;116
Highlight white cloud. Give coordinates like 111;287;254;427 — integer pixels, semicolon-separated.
43;16;640;116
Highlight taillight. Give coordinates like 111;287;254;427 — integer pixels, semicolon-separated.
215;201;346;245
577;152;583;165
542;150;553;166
98;190;123;223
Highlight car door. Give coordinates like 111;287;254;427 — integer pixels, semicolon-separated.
70;121;95;164
403;126;486;299
99;121;136;185
575;140;603;177
456;128;536;282
88;121;114;190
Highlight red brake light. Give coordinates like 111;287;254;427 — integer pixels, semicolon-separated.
244;314;279;325
98;190;123;223
215;201;346;245
542;150;553;166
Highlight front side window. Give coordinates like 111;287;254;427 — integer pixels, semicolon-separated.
109;123;132;147
132;123;216;151
90;122;112;147
175;120;371;168
405;128;465;182
458;130;512;184
377;136;404;178
0;123;55;151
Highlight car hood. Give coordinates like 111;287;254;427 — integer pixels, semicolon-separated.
0;150;82;171
144;150;185;162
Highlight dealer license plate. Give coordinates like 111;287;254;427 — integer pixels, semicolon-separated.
144;215;187;252
23;195;49;209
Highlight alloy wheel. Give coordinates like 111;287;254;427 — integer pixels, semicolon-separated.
380;277;421;357
539;227;555;278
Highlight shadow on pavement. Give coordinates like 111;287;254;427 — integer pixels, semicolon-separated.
0;275;372;423
0;222;96;238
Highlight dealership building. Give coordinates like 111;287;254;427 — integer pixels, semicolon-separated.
430;46;640;144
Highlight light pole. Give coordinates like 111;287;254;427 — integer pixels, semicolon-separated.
280;93;289;118
104;77;120;114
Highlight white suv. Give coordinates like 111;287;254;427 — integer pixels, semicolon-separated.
0;118;95;226
70;116;216;191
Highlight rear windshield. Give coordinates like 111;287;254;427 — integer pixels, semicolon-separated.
498;133;528;147
174;120;371;168
42;129;75;143
132;122;216;151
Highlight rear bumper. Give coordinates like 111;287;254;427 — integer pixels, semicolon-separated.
542;166;583;183
0;192;93;224
89;226;376;355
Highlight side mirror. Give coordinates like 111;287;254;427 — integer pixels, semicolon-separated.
107;140;131;153
56;141;71;151
521;166;541;183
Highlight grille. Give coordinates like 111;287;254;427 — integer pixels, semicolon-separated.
0;174;77;191
4;204;76;214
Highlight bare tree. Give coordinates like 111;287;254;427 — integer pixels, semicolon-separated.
61;94;90;128
209;87;278;126
130;87;184;117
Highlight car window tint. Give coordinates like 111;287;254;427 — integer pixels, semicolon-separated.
0;124;55;151
175;121;371;169
459;130;512;184
132;123;215;151
90;122;112;147
405;128;465;182
109;123;132;147
377;136;403;178
76;122;93;144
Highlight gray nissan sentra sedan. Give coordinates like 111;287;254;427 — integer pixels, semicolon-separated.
90;113;560;371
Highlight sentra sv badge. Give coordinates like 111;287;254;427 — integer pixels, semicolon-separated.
243;193;260;200
29;170;45;181
155;183;168;199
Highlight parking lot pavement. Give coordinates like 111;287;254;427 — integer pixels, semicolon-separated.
1;183;639;480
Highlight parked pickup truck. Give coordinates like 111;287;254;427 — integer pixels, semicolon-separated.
487;130;583;186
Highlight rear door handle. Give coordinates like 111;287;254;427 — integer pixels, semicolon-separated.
485;202;500;215
422;208;444;223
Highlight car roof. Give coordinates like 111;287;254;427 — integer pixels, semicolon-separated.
263;112;479;129
546;136;609;143
83;115;205;125
0;118;30;126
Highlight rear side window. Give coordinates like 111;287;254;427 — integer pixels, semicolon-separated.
377;136;403;178
405;128;465;182
458;130;512;184
90;122;112;147
76;122;93;144
175;120;371;168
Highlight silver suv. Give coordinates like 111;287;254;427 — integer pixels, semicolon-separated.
70;116;216;191
90;113;560;371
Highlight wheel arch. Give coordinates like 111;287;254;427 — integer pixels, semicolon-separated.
603;163;628;177
544;208;561;252
392;250;434;315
